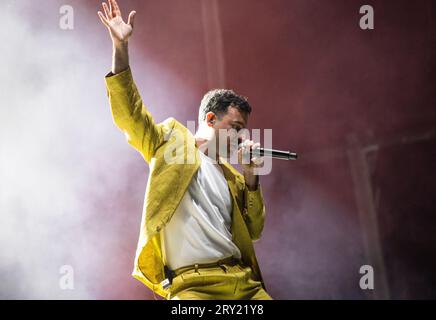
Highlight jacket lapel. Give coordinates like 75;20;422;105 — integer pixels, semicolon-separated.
219;158;264;286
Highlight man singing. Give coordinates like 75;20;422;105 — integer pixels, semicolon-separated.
98;0;272;300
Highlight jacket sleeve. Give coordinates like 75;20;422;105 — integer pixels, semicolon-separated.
242;184;266;242
104;67;171;163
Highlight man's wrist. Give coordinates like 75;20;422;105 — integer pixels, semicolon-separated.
244;170;259;191
113;39;129;49
112;40;130;75
245;183;259;191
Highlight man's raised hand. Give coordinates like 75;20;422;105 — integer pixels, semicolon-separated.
98;0;136;44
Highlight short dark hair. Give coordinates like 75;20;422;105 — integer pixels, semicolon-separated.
198;89;252;124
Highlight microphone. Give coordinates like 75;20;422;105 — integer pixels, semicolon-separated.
252;147;298;160
238;143;298;161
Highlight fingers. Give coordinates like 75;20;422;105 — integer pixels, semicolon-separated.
241;139;260;151
127;11;136;27
239;140;250;154
238;140;263;166
102;2;112;20
240;139;250;149
111;0;122;17
251;156;264;166
108;0;112;16
238;149;263;166
97;11;109;27
238;142;251;164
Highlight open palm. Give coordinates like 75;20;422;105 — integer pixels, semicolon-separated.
98;0;136;43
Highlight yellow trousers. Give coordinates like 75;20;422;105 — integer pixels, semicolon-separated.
166;262;273;300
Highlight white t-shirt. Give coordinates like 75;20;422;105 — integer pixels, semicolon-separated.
162;150;242;270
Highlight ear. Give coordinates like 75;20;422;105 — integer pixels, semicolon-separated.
205;112;217;127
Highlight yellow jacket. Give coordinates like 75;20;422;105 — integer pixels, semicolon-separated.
105;68;267;298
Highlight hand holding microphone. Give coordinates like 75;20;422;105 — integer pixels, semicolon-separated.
238;140;298;161
237;140;264;172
